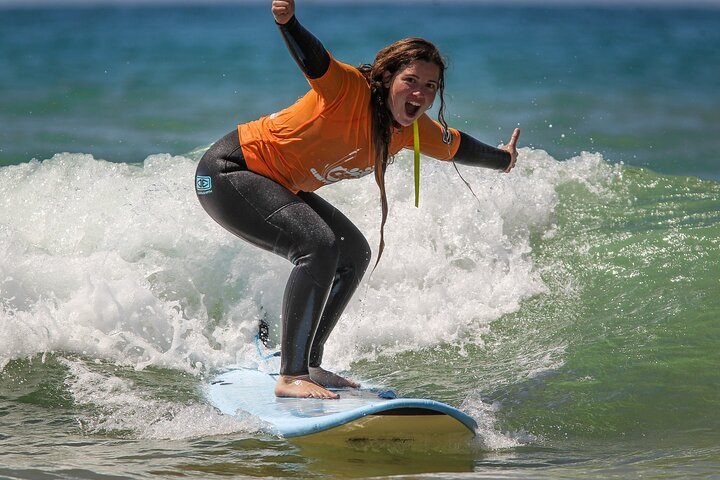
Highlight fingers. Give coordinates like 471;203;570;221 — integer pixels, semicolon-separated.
271;0;294;24
272;0;293;9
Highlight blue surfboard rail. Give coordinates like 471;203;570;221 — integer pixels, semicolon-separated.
277;397;477;438
206;367;478;439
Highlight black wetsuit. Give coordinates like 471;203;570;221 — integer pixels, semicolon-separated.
195;16;510;377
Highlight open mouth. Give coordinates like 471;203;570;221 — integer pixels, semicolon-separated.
404;101;421;118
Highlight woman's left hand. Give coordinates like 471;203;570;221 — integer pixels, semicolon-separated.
501;128;520;173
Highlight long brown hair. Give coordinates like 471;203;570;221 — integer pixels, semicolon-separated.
358;38;450;269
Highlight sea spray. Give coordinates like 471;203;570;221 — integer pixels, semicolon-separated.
0;153;259;373
1;148;619;378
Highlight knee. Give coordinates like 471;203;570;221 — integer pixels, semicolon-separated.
295;232;340;286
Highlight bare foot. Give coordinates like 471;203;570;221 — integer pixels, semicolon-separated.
309;366;360;389
274;375;339;399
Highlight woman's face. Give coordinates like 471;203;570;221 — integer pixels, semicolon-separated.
384;60;440;127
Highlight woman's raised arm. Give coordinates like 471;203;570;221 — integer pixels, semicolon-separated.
272;0;330;80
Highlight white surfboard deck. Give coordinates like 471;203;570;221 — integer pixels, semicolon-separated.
206;367;477;443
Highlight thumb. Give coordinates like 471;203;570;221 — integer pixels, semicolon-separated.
509;128;520;148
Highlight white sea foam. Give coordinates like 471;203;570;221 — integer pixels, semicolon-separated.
0;148;617;376
59;357;268;440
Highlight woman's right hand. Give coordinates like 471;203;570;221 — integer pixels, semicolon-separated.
272;0;295;25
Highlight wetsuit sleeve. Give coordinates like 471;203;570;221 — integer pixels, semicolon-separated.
277;15;330;79
453;131;511;171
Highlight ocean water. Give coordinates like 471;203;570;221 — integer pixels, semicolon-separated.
1;3;719;479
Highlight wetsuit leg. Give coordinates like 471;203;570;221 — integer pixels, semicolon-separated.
195;131;340;376
297;192;371;368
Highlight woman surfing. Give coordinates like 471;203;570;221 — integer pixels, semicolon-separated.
195;0;520;399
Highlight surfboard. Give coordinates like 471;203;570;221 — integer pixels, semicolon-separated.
206;367;477;444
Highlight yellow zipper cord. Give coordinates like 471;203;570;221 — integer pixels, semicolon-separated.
413;119;420;207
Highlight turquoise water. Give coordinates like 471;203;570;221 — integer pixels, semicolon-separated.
1;3;720;479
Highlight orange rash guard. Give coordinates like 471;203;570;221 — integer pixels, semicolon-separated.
237;55;461;194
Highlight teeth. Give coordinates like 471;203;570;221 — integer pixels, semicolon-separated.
409;101;421;106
